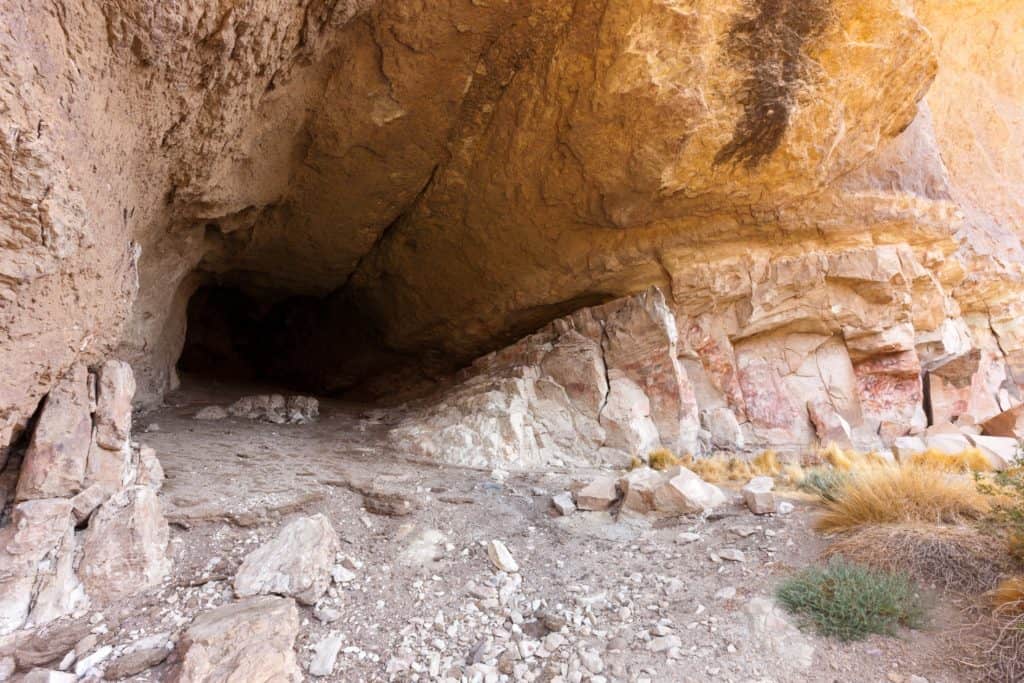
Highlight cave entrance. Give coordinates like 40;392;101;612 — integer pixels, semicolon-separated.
177;283;420;399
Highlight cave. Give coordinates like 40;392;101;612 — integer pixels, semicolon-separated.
2;0;1024;678
176;282;422;399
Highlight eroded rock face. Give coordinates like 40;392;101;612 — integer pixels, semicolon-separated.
0;2;1022;464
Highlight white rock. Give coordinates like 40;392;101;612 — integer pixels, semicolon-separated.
552;492;576;516
575;477;618;511
652;467;726;514
234;514;339;605
777;501;794;515
20;671;77;683
194;406;228;421
676;532;700;544
741;476;776;515
74;645;113;676
308;631;343;677
718;548;745;562
487;540;519;573
648;635;681;652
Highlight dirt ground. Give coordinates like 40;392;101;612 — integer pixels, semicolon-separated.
78;378;969;682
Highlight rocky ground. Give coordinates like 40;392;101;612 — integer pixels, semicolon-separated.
5;378;967;682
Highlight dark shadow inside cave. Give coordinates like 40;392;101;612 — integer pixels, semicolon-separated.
177;283;428;400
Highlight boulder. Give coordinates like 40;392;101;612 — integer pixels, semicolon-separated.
78;486;170;603
486;540;519;573
652;467;726;515
21;671;76;683
742;477;776;515
701;407;744;451
965;434;1020;470
892;436;927;460
15;365;92;502
308;631;343;677
982;404;1024;439
93;361;136;451
227;395;319;425
575;477;619;511
173;596;301;683
0;499;77;635
618;467;665;514
234;514;338;605
923;432;973;455
551;492;575;516
806;399;853;449
83;435;131;495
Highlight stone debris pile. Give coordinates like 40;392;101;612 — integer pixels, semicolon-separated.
557;466;732;518
0;360;170;641
195;394;319;424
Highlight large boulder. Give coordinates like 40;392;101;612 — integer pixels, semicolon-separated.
234;514;339;605
0;499;78;634
15;366;92;502
78;486;170;603
653;467;726;515
173;596;301;683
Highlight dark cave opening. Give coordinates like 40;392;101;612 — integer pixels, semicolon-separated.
177;283;425;399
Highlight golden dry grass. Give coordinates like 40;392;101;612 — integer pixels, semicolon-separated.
992;577;1024;614
675;450;791;483
647;448;681;471
752;449;781;476
910;447;992;473
815;463;990;533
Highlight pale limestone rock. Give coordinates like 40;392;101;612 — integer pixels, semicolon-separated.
173;596;301;683
575;477;619;512
70;484;108;524
134;445;165;490
923;432;973;455
653;467;726;515
551;492;575;516
79;486;170;604
965;434;1020;470
73;644;112;677
234;514;338;605
21;671;76;683
618;468;665;514
806;399;853;449
486;540;519;573
83;434;131;496
744;597;815;670
701;407;744;451
93;361;135;451
742;477;776;515
308;631;343;677
0;499;77;635
226;395;318;425
892;436;927;461
15;366;92;502
194;406;228;421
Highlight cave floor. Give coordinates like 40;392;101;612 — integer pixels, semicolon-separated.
102;381;963;682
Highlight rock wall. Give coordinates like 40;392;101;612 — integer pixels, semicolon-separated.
1;0;1023;460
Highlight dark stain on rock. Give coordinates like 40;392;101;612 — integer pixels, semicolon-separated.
714;0;833;169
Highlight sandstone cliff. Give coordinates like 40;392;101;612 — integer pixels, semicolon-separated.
1;0;1023;460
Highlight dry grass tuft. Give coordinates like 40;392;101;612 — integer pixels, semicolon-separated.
679;454;728;483
821;442;855;470
647;448;681;471
783;462;806;485
752;449;781;476
815;464;990;533
823;524;1010;594
991;577;1024;614
910;447;992;473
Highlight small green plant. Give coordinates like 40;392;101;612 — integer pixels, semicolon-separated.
776;557;926;641
799;467;851;502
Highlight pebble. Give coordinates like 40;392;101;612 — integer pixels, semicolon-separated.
718;548;746;562
552;492;576;516
487;540;519;573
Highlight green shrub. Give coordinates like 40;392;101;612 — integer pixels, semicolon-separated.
799;467;851;502
776;557;926;641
